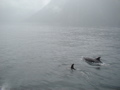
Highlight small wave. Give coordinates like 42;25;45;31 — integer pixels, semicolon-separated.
100;62;110;66
84;61;102;66
80;56;84;60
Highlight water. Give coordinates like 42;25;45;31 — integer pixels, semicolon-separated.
0;24;120;90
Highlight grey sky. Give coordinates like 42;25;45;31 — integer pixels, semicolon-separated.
0;0;120;27
29;0;120;27
0;0;51;22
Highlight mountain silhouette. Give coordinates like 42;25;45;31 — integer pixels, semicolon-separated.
29;0;120;27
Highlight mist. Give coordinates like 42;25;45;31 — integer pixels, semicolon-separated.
0;0;120;27
0;0;51;22
0;1;120;90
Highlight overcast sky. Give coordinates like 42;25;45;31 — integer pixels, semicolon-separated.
0;0;120;27
0;0;51;22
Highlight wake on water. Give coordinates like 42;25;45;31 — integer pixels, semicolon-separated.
0;57;109;90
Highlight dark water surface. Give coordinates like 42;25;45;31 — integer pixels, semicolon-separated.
0;24;120;90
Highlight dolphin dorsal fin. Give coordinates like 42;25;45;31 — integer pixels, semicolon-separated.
71;64;76;70
96;57;101;60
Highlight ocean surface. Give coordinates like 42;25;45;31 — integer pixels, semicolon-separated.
0;24;120;90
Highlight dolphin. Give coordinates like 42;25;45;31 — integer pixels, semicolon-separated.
71;64;76;70
83;57;102;63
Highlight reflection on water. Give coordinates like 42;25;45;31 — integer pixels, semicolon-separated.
0;24;120;90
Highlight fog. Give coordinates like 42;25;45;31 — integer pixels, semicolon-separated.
0;0;120;27
0;1;120;90
0;0;51;22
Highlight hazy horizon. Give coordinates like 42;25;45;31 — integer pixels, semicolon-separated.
0;1;120;90
0;0;120;27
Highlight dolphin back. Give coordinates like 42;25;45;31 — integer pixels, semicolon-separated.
83;57;102;63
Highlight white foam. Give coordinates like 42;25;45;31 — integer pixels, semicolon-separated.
100;62;110;66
